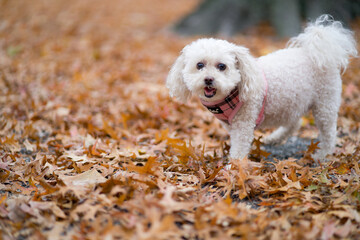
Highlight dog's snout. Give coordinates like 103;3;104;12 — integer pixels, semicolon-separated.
204;77;214;85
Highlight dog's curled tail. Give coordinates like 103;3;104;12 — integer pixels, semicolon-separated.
288;14;357;72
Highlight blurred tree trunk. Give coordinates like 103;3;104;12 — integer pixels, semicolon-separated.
174;0;360;37
269;0;301;37
174;0;266;36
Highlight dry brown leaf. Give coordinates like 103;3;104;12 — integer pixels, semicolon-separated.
60;169;107;187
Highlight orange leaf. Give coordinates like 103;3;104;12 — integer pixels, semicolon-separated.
102;120;118;140
167;139;198;162
121;113;131;129
289;167;298;182
335;163;350;175
0;194;7;205
155;128;169;143
126;156;161;175
39;179;59;195
307;140;320;154
224;193;232;205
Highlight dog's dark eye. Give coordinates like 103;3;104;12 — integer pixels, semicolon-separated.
196;62;205;70
217;63;227;71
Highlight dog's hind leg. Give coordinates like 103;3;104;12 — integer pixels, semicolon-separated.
311;103;339;161
311;75;342;161
263;120;301;145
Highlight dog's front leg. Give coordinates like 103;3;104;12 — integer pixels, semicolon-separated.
229;119;256;161
223;123;255;171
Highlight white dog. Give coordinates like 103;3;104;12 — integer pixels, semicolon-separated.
166;15;357;162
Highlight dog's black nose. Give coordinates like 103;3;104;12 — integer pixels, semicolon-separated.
204;77;214;85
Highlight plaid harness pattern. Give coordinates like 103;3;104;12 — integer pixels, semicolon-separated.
200;73;268;126
200;88;243;125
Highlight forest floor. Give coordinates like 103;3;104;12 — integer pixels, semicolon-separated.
1;0;360;239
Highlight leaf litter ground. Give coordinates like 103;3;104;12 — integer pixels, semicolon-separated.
1;0;360;239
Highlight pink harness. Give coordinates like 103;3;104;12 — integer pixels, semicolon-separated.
200;75;268;127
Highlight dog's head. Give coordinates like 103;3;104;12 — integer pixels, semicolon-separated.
166;38;260;103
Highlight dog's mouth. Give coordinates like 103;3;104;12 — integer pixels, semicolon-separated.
204;87;216;98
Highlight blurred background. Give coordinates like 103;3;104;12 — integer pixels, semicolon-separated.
0;0;359;141
175;0;360;37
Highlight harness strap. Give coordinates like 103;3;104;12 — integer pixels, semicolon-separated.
255;72;268;128
201;72;268;127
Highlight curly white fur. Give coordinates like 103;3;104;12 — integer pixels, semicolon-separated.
166;15;357;162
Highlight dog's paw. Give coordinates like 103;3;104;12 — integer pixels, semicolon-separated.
311;151;330;163
263;135;283;145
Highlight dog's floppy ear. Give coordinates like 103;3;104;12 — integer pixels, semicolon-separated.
166;52;191;103
233;46;262;100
